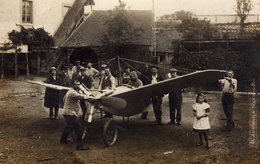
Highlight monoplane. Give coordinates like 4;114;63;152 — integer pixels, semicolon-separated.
28;69;226;146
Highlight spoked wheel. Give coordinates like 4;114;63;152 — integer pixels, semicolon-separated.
103;119;118;146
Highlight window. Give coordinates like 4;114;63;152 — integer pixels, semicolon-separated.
159;55;165;63
22;0;33;23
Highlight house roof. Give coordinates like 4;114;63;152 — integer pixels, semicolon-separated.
61;10;153;48
53;0;87;47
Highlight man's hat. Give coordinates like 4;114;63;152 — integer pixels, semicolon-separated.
150;65;159;69
170;68;177;72
151;66;158;72
101;64;107;68
151;68;157;73
49;66;57;73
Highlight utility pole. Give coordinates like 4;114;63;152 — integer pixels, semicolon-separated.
116;56;122;85
14;46;18;78
152;0;157;64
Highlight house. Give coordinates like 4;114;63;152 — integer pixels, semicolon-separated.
155;28;182;65
0;0;75;45
0;0;76;76
0;0;173;76
53;8;153;69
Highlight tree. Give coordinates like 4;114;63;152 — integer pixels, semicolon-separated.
102;0;143;57
158;10;219;40
235;0;252;37
8;25;54;51
8;25;54;75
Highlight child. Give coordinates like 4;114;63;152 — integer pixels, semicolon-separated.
192;93;210;149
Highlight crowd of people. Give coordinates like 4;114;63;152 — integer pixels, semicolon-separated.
43;61;237;150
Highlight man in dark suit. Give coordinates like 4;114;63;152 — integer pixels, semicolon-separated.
78;67;93;117
43;67;61;119
140;64;152;119
79;67;93;89
167;68;183;125
150;66;164;125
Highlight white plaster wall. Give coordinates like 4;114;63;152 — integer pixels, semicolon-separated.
0;0;21;44
0;0;75;44
33;0;75;35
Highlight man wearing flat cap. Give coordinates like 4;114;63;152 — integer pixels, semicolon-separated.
78;67;93;116
71;66;83;85
167;68;183;125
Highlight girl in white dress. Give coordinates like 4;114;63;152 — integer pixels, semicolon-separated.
193;93;210;149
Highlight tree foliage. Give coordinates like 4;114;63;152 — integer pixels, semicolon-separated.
235;0;252;37
158;10;219;40
171;40;259;91
172;48;244;71
102;0;143;56
8;25;54;51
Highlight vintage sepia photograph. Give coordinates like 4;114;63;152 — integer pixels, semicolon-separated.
0;0;259;163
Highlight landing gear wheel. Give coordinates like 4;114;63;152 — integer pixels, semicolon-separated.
103;119;118;146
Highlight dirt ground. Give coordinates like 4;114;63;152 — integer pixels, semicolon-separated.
0;78;260;163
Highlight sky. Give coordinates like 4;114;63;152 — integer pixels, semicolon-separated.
93;0;260;18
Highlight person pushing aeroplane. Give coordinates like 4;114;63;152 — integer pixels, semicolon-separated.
60;81;92;151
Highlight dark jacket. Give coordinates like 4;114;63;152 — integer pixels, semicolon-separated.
79;75;93;89
71;72;81;84
148;73;164;98
100;76;112;90
59;72;70;87
44;75;61;108
140;69;152;85
169;89;183;102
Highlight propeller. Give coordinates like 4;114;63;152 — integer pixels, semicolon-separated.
100;97;127;110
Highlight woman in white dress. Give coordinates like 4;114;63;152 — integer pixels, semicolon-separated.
192;93;210;149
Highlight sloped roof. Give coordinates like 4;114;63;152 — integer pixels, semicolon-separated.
53;0;87;47
61;10;153;47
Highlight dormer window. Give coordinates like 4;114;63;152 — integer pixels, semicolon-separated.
22;0;33;24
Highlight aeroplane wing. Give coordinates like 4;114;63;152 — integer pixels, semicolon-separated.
27;80;126;110
27;80;71;90
102;69;226;117
27;70;226;117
